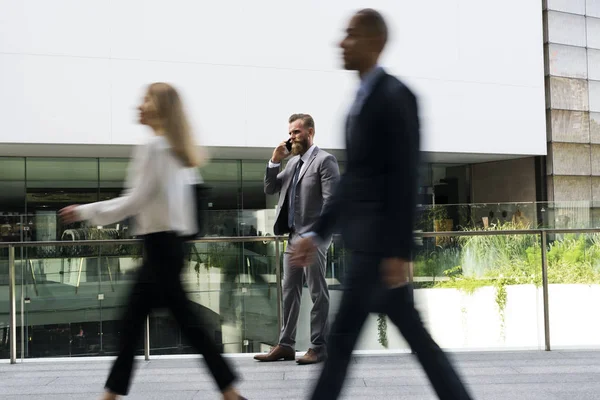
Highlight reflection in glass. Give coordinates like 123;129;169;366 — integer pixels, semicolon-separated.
14;243;144;358
99;158;128;203
0;157;25;217
415;201;600;232
26;158;100;246
147;240;280;354
200;160;241;212
2;239;282;359
0;158;26;243
0;247;9;359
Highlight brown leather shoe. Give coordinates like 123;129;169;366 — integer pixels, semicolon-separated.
296;348;325;365
253;345;295;362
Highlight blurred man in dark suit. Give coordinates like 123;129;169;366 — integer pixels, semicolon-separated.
290;9;473;400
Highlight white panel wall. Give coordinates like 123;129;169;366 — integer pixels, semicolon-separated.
0;0;547;156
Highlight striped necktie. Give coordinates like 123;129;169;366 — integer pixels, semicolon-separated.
288;159;304;230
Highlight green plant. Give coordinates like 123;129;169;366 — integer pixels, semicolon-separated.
377;314;388;348
430;205;449;221
494;276;509;341
437;273;491;294
417;204;450;232
457;222;538;279
205;242;230;270
420;224;600;344
414;246;460;282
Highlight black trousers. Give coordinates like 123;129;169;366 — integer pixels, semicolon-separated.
310;252;473;400
105;232;236;395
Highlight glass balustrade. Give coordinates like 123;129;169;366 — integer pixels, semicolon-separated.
3;228;600;360
1;237;283;359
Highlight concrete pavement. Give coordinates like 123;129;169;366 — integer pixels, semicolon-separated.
1;350;600;399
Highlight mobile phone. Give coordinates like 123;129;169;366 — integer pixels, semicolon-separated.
285;139;292;152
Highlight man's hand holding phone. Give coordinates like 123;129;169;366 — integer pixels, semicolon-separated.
271;139;292;163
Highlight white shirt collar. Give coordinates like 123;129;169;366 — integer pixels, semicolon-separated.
151;134;170;149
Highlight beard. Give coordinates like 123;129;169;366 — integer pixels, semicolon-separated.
291;138;309;155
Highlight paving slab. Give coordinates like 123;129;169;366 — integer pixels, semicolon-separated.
1;350;600;399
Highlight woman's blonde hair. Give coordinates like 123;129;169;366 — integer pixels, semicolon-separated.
147;82;204;168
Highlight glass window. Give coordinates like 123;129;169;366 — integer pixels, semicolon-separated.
200;160;241;236
199;160;241;211
26;158;99;243
99;158;128;187
240;160;276;236
0;157;26;241
98;157;132;238
26;158;98;189
99;158;129;200
241;160;269;210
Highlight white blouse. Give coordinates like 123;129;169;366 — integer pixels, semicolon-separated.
76;135;200;236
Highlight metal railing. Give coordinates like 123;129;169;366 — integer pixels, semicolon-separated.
3;227;600;364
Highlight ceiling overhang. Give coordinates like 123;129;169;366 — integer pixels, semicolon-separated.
0;143;542;165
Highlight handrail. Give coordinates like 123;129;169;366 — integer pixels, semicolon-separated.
1;229;600;248
417;229;537;237
0;235;289;248
418;228;600;237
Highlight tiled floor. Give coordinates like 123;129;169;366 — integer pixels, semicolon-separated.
2;350;600;399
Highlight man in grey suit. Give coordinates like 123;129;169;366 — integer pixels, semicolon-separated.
255;113;340;365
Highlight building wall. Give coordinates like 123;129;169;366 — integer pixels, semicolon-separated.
471;157;537;203
0;0;546;159
544;0;600;202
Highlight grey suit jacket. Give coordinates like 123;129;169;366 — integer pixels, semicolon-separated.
264;146;340;236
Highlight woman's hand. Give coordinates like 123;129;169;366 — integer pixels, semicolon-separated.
59;205;82;224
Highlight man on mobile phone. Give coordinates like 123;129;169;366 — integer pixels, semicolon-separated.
257;113;340;365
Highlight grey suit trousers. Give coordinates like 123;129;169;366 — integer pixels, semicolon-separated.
279;233;330;352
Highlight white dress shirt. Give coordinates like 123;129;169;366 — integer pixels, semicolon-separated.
76;135;200;237
268;143;317;175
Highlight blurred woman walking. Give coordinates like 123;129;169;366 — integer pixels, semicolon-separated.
60;82;245;400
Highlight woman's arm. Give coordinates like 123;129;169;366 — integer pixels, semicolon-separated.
73;142;160;226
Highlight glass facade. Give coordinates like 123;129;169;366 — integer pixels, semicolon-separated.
3;156;483;244
4;156;600;358
0;156;352;359
1;155;504;359
0;157;344;243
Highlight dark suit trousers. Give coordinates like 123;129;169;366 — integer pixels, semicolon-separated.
105;232;236;395
310;252;473;400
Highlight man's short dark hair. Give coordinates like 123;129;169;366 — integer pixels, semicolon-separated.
289;113;315;131
356;8;388;44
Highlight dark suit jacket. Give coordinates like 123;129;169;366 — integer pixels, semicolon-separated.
264;146;340;236
313;70;420;259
